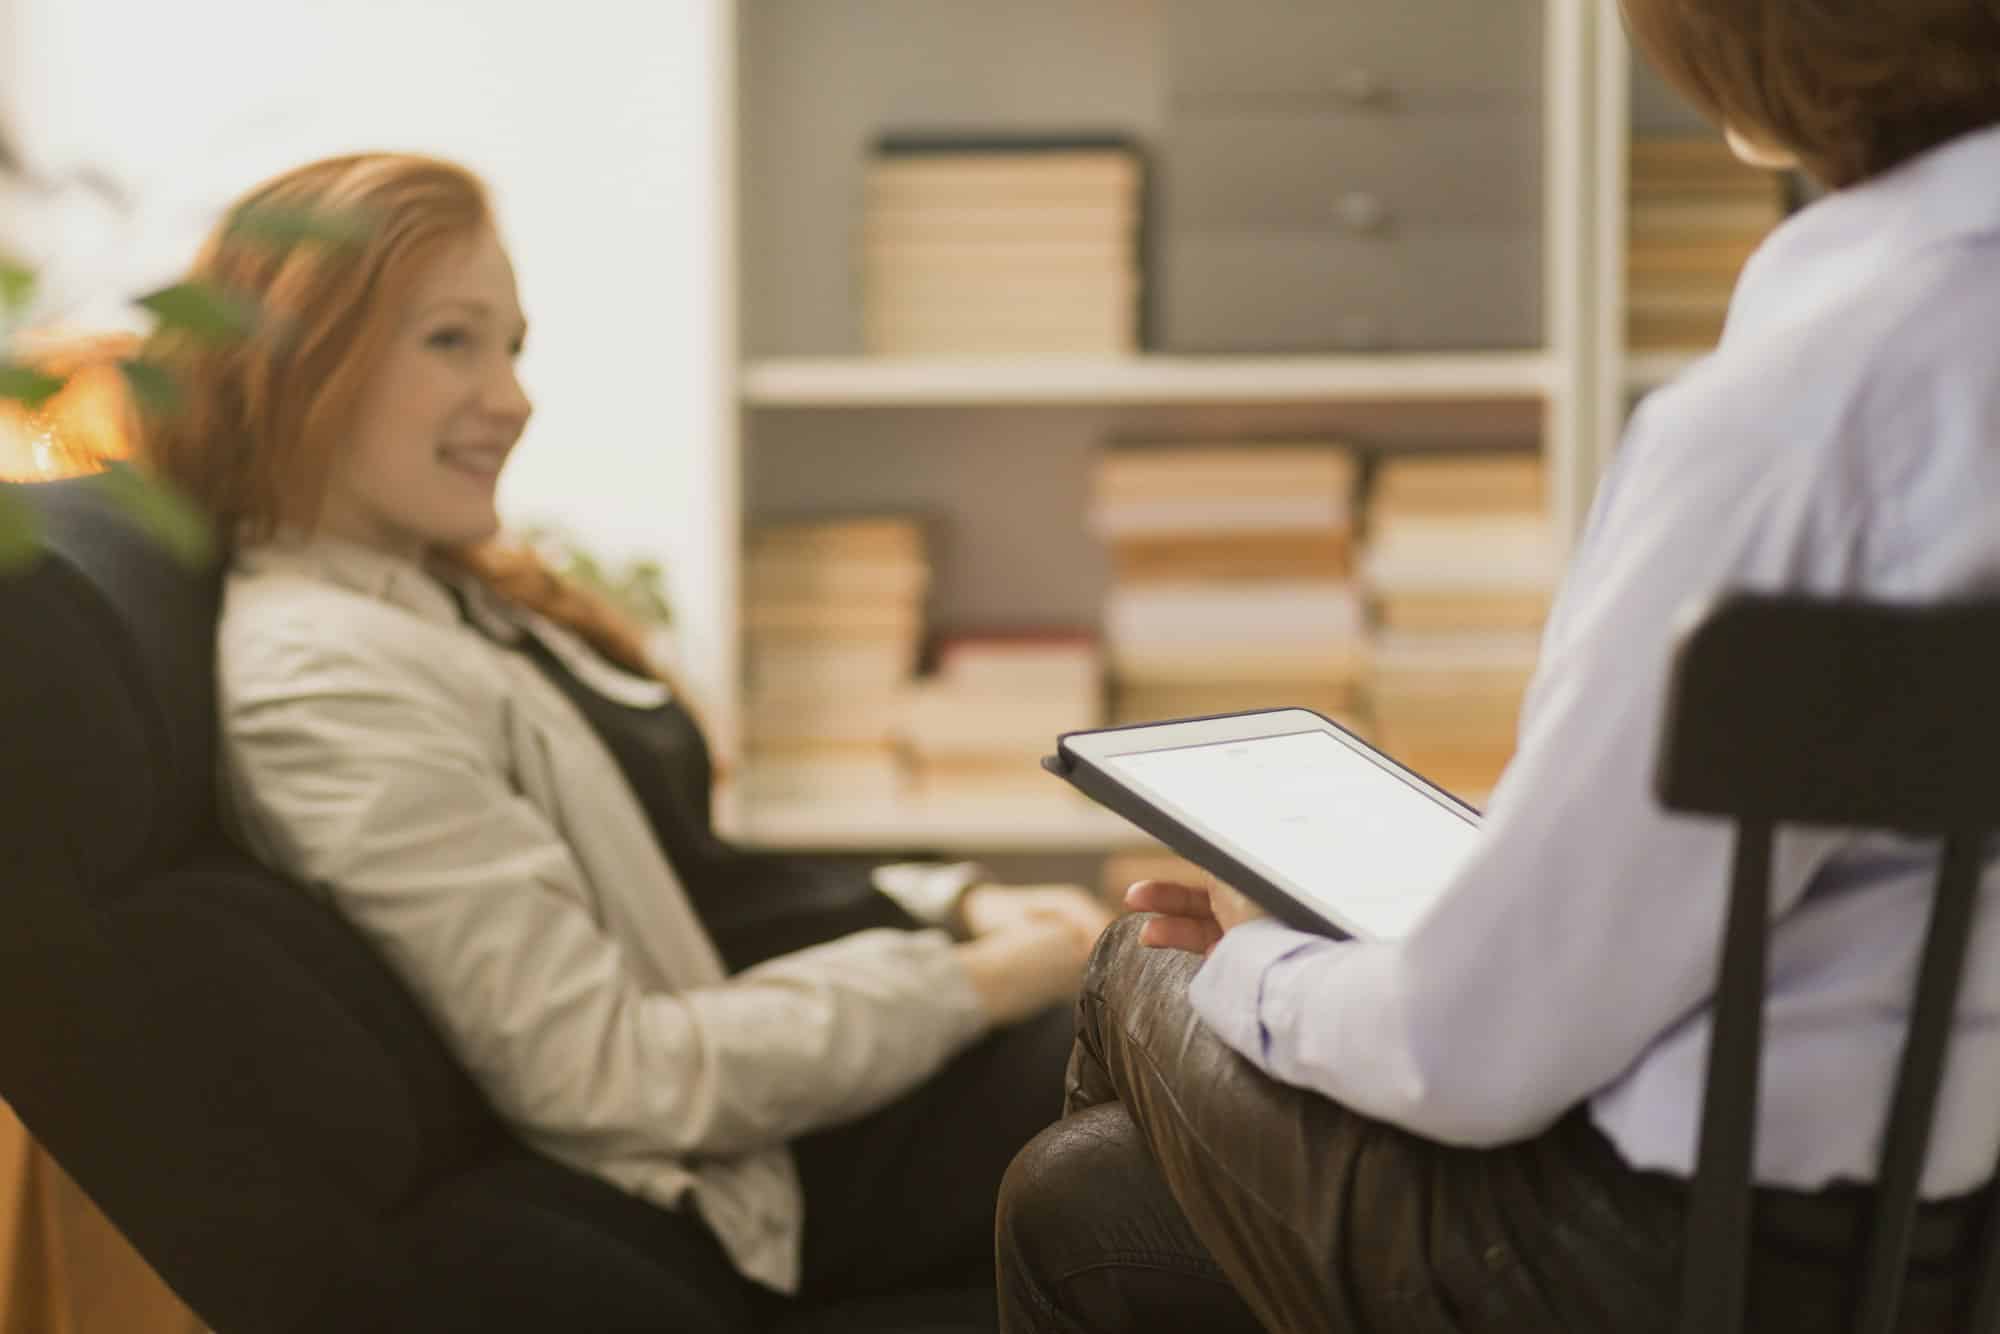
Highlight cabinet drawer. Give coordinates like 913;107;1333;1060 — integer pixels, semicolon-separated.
1165;0;1544;105
1161;104;1542;231
1156;228;1542;352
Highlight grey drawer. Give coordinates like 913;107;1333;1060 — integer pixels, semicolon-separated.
1165;0;1544;105
1156;227;1542;352
1161;103;1542;231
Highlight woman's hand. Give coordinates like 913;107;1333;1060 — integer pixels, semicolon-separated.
1123;877;1268;957
951;885;1115;1026
959;883;1115;951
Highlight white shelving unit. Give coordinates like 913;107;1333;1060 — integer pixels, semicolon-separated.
701;0;1666;855
741;353;1562;408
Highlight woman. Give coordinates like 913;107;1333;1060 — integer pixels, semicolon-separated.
997;2;2000;1331
138;151;1111;1325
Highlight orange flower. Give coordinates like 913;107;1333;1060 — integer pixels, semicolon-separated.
0;332;140;481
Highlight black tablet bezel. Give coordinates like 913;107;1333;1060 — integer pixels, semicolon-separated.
1046;707;1481;939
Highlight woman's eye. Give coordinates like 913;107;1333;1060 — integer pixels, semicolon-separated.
426;328;471;350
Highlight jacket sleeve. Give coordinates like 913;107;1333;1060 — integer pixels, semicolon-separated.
218;615;992;1162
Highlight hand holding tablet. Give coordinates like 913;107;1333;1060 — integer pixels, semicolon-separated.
1124;877;1265;954
1043;708;1484;940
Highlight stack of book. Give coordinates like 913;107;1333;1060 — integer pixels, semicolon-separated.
1362;453;1557;803
858;136;1143;358
739;517;929;803
1627;135;1788;351
899;632;1104;803
1090;444;1368;731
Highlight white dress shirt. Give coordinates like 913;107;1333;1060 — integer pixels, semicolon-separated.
1190;124;2000;1196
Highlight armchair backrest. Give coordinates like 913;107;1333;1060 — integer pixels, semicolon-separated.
1657;593;2000;1334
0;476;505;1332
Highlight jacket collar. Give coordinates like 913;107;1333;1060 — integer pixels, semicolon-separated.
232;531;472;626
232;533;671;709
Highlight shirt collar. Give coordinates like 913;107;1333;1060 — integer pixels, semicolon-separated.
1726;124;2000;348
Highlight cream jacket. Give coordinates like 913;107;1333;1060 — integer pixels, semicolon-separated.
215;536;991;1293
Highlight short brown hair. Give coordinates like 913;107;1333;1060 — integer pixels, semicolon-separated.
1620;0;2000;189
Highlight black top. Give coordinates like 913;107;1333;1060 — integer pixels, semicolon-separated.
507;630;921;975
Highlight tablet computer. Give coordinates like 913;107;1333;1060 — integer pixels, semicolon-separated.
1043;708;1483;940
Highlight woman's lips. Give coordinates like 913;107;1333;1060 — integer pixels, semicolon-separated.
438;445;509;478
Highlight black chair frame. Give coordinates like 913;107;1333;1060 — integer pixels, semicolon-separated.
1660;593;2000;1334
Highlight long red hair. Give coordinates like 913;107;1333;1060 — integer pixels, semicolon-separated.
138;152;668;687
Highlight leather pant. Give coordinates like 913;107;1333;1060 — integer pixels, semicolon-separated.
996;916;1988;1334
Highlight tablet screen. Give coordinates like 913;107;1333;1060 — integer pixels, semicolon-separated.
1103;728;1480;939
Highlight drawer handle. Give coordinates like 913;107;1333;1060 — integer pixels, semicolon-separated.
1333;191;1392;235
1332;67;1387;106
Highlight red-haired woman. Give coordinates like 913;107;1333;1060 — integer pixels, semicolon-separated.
141;151;1111;1328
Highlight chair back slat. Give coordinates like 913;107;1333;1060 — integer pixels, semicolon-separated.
1658;594;2000;1334
1675;823;1773;1334
1657;595;2000;832
1851;833;1986;1334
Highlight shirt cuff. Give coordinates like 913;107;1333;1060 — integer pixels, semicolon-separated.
870;861;984;931
1189;918;1330;1065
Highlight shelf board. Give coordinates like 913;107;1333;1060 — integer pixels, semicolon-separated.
741;354;1561;408
720;792;1149;853
1625;349;1707;393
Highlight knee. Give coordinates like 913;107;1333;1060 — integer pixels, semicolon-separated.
1087;912;1149;979
1083;912;1162;997
1082;912;1201;1012
996;1104;1142;1273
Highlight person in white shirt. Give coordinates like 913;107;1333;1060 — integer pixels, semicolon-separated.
997;2;2000;1330
135;150;1114;1326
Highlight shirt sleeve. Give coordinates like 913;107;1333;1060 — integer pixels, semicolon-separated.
1186;403;1857;1146
220;622;991;1163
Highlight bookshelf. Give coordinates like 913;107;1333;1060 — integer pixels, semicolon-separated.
698;0;1694;856
741;354;1562;408
1594;24;1795;443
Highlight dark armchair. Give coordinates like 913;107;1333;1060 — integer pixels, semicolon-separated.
0;476;992;1334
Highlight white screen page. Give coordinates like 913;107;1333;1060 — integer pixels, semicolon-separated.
1104;729;1480;939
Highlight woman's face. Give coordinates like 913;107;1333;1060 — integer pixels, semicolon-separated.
318;225;533;558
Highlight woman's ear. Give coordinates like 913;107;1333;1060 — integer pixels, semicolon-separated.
1724;124;1800;171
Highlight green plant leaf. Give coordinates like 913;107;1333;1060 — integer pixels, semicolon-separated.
135;281;259;343
226;202;373;250
95;463;215;568
0;362;66;409
0;487;42;575
0;260;33;317
118;357;182;414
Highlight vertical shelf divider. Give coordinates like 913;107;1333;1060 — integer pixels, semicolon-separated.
1543;0;1599;553
1593;12;1634;483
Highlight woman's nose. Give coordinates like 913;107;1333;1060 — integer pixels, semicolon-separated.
486;364;533;423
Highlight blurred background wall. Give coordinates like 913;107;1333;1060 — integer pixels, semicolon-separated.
1;0;734;708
